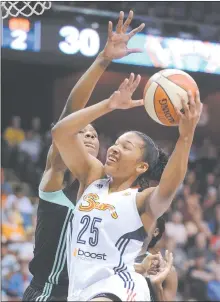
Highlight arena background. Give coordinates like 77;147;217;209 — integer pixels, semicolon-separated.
1;1;220;301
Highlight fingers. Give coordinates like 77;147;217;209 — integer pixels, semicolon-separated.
174;105;184;121
128;73;135;86
111;10;145;40
169;253;174;268
118;78;129;90
131;99;144;107
116;11;124;33
164;250;173;270
175;94;188;119
188;90;196;114
195;90;203;114
148;266;160;275
122;10;133;33
181;94;190;118
128;23;145;39
120;73;141;93
118;74;142;105
127;48;143;55
195;90;201;106
108;21;113;38
184;90;203;118
130;74;141;93
165;250;169;262
148;254;161;262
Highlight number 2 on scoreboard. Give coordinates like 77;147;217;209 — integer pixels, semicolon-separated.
10;29;27;51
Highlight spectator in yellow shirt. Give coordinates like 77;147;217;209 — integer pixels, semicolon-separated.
2;210;26;242
4;116;25;146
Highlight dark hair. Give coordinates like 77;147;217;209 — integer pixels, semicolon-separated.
132;131;168;191
14;185;23;194
148;216;166;248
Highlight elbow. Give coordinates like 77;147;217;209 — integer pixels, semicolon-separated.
51;124;58;140
51;122;76;147
51;123;63;143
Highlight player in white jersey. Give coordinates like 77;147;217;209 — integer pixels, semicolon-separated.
52;54;203;300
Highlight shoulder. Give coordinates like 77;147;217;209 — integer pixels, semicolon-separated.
85;156;105;187
76;176;108;201
84;176;109;192
89;155;104;171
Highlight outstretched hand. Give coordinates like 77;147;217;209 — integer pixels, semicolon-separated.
102;10;145;60
108;73;143;110
141;253;161;275
148;250;173;286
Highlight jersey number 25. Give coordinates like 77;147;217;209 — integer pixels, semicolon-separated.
77;215;102;247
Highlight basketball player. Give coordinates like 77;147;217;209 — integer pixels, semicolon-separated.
52;72;202;301
23;11;145;302
136;217;178;301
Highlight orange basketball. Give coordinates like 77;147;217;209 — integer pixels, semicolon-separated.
144;69;199;126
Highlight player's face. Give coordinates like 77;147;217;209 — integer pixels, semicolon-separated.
78;124;99;158
104;132;148;179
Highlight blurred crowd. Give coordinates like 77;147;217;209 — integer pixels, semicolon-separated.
1;116;220;301
50;2;220;43
59;1;220;25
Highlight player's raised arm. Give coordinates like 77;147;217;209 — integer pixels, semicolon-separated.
52;74;143;187
40;10;145;192
142;91;203;219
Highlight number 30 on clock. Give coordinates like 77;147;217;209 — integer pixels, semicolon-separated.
58;25;100;57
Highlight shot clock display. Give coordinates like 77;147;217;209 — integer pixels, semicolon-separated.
58;25;100;56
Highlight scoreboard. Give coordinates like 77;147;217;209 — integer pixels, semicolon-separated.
2;17;220;75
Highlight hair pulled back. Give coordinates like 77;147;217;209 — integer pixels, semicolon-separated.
148;216;166;248
132;131;168;191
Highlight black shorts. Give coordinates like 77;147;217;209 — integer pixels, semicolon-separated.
22;283;67;301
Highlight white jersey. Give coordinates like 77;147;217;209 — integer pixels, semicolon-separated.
67;178;150;301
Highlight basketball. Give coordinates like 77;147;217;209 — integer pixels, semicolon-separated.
144;69;199;126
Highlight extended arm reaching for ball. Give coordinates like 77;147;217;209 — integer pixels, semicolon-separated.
138;90;203;219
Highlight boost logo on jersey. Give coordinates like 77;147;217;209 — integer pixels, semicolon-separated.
73;248;107;261
79;193;118;219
